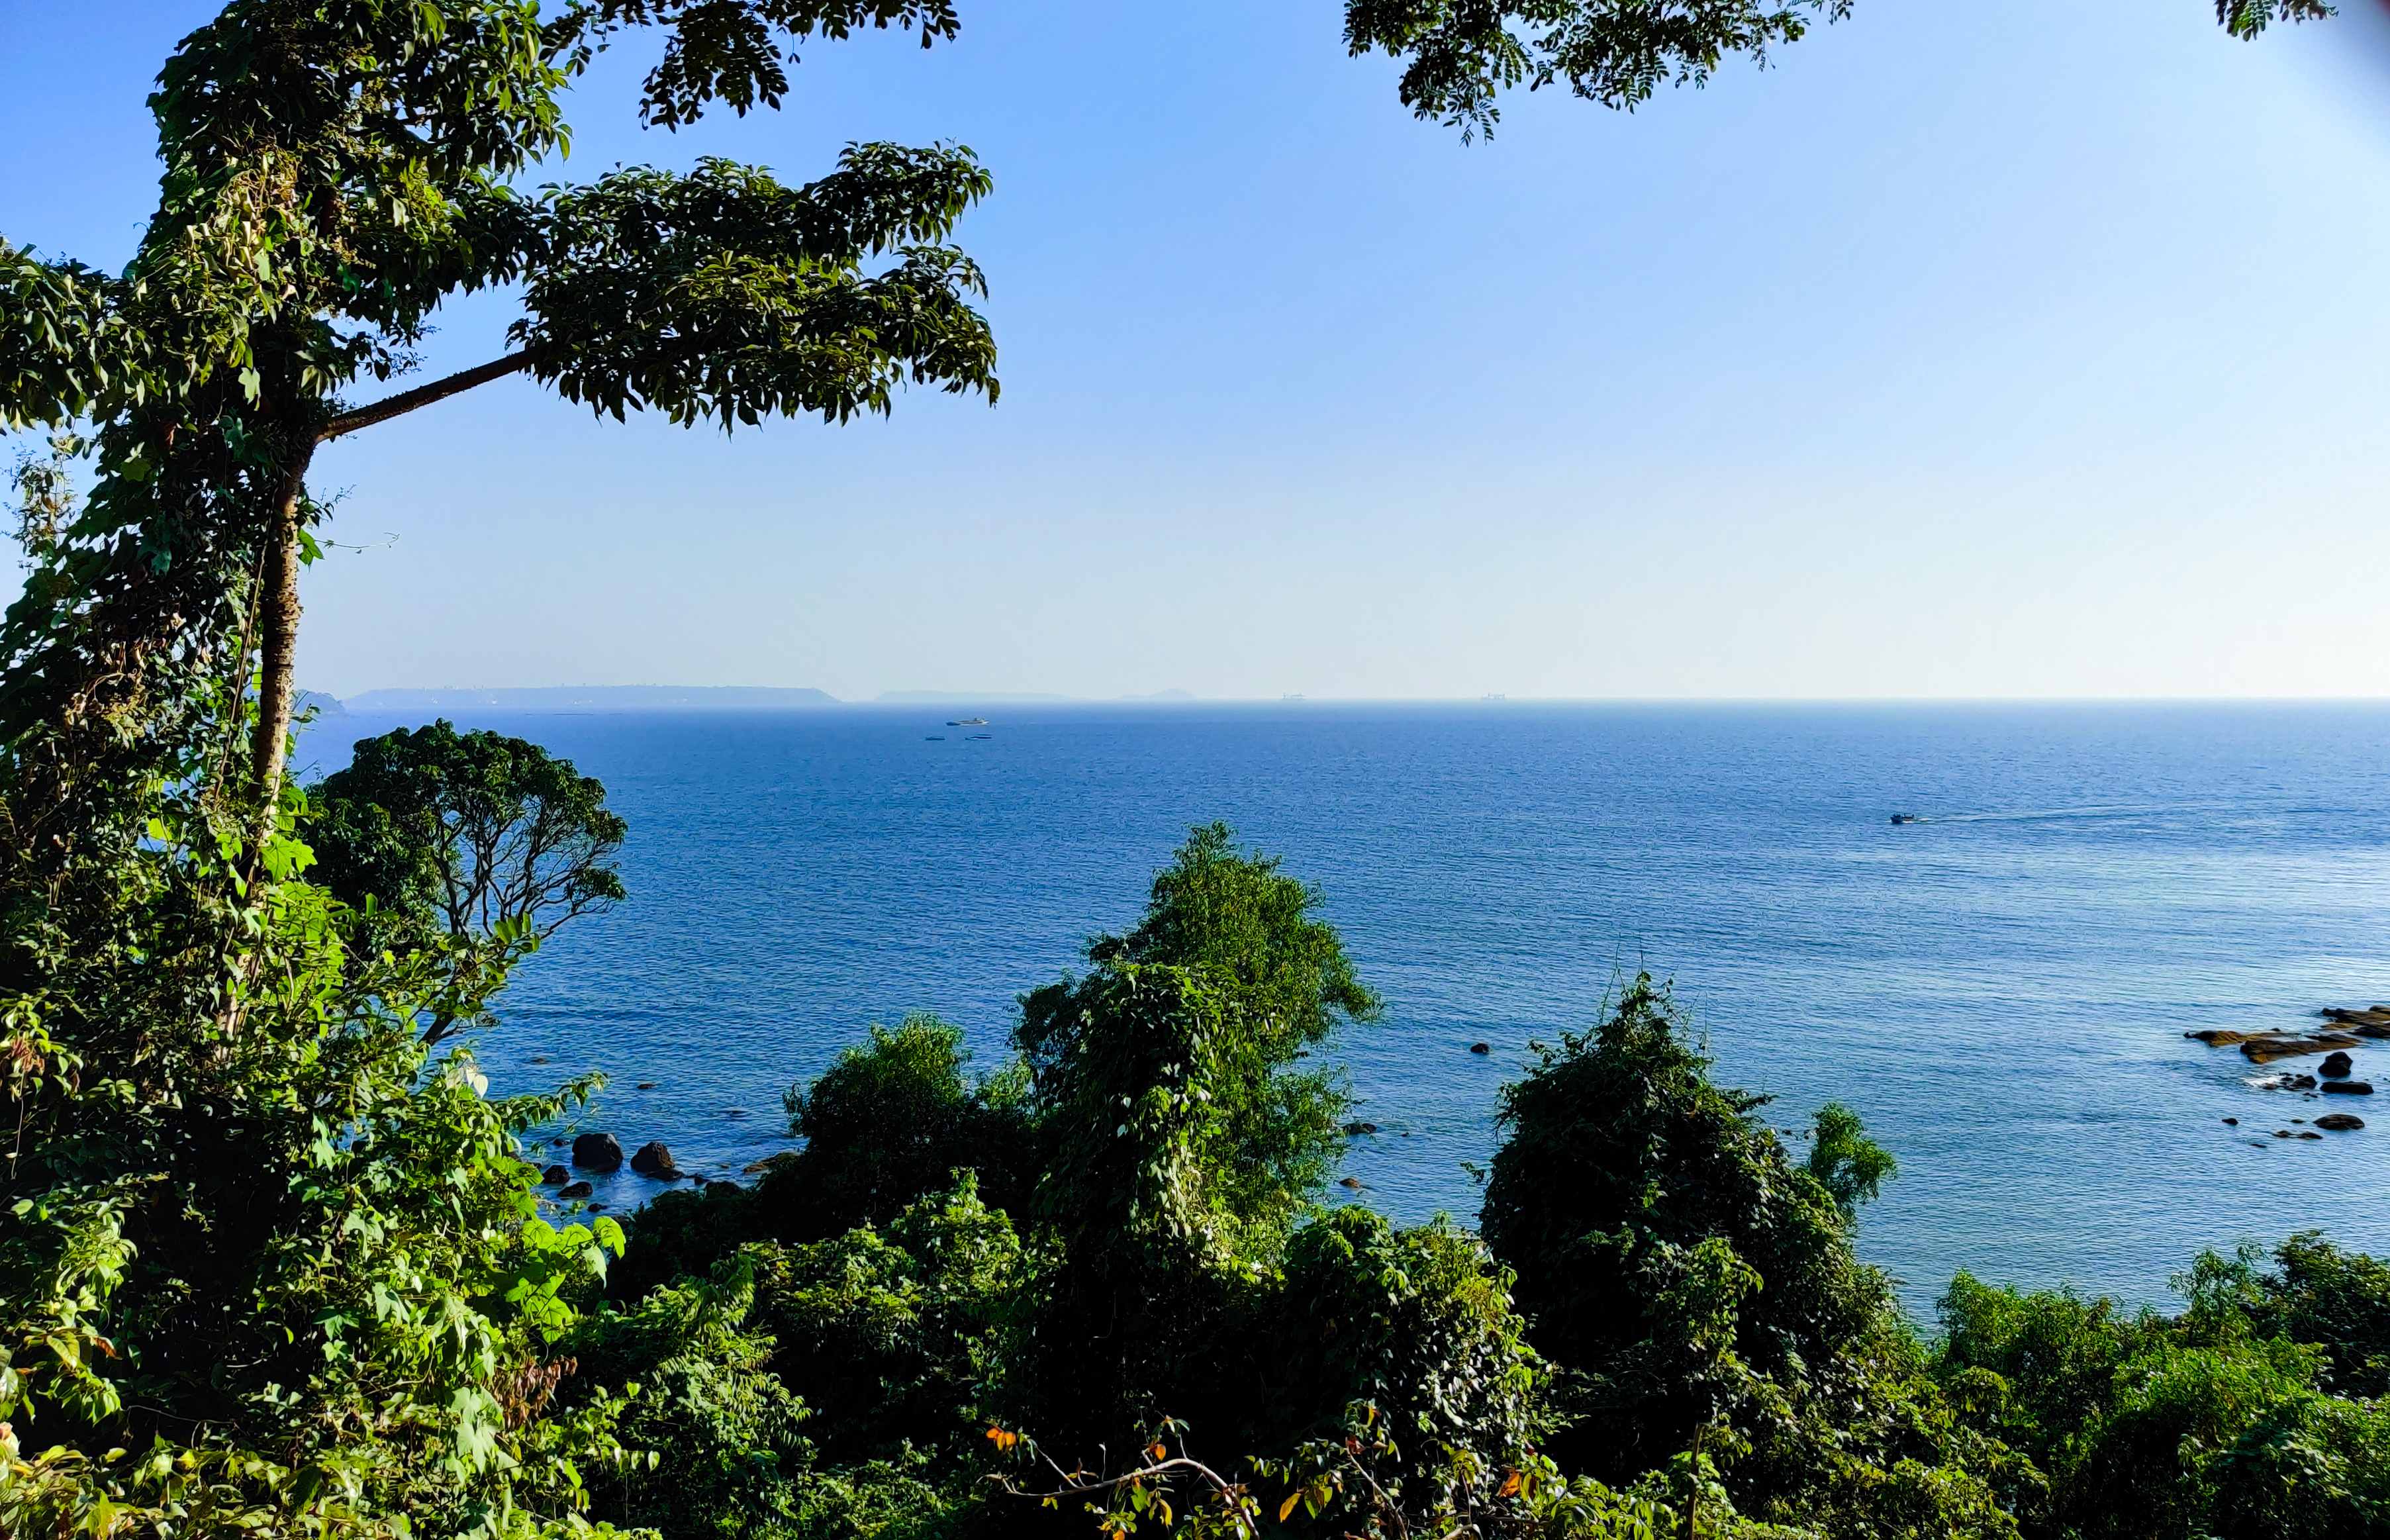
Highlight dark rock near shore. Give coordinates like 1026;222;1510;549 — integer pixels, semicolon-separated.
1469;1042;1491;1055
2322;1051;2355;1079
2321;1079;2375;1096
559;1180;593;1198
1338;1176;1364;1189
1343;1121;1378;1135
636;1081;657;1090
630;1141;680;1178
2222;1117;2239;1126
540;1164;568;1185
2317;1112;2366;1131
571;1131;623;1171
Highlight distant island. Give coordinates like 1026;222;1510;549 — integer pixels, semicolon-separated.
876;690;1076;704
342;685;839;714
877;689;1198;704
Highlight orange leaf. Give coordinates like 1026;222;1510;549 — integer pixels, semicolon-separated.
1148;1443;1167;1463
1496;1469;1522;1499
1278;1492;1302;1523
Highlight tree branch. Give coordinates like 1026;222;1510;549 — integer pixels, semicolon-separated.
318;352;533;442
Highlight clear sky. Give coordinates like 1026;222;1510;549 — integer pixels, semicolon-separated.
8;1;2390;700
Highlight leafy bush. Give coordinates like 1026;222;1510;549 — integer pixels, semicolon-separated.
751;1175;1022;1470
1937;1239;2390;1540
571;1261;814;1539
767;1015;1033;1241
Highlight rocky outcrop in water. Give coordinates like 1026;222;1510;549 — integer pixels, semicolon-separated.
571;1131;623;1171
2239;1032;2361;1065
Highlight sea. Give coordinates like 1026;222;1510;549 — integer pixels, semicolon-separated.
297;701;2390;1316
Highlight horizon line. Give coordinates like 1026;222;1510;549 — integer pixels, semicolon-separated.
317;687;2390;708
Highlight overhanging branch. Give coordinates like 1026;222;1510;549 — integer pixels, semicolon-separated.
319;352;533;442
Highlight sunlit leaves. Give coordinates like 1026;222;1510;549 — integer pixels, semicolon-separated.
1343;0;1857;138
2216;0;2334;40
1345;0;2324;138
585;0;965;127
513;148;998;429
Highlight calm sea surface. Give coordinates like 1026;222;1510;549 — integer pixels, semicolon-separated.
300;702;2390;1313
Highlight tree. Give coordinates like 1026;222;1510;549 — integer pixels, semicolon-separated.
0;1;1000;882
312;720;626;1041
1476;977;2015;1539
1019;824;1379;1241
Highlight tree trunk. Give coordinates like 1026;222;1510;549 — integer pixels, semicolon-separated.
250;447;316;836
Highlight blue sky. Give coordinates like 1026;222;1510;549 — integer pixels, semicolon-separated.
8;1;2390;699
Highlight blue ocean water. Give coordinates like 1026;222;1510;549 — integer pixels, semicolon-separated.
301;702;2390;1314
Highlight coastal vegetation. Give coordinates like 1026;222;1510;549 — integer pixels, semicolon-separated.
0;2;2376;1538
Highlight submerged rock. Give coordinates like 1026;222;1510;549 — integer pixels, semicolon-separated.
559;1180;593;1198
1338;1176;1364;1190
630;1141;680;1178
1343;1121;1379;1136
2321;1079;2375;1096
540;1164;569;1185
1469;1042;1491;1055
571;1131;624;1171
2316;1112;2366;1131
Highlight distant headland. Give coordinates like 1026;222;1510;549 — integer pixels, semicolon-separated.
341;685;839;713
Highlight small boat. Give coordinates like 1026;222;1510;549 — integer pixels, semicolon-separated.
1889;813;1920;826
966;733;992;741
947;716;988;726
925;735;945;741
